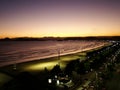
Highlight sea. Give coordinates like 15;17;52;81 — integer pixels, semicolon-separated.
0;40;106;67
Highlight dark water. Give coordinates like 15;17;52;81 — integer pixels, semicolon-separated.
0;40;105;67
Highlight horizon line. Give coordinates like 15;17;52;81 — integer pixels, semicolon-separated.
1;35;120;39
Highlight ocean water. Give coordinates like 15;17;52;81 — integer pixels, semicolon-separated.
0;40;106;67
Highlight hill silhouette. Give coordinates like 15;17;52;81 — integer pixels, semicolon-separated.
0;36;120;41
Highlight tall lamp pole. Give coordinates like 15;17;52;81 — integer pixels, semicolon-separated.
58;49;60;66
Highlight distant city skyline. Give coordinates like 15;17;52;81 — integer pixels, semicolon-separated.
0;0;120;38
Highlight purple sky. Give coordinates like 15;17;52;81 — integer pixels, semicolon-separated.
0;0;120;38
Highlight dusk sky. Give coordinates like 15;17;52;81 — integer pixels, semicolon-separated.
0;0;120;38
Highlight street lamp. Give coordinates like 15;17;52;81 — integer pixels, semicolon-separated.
57;49;60;66
57;48;64;66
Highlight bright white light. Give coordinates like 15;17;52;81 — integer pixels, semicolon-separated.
48;79;52;83
55;75;57;78
57;80;60;85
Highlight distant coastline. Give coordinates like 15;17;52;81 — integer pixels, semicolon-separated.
0;36;120;41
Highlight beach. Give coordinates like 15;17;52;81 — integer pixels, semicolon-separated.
0;40;107;67
0;40;110;75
